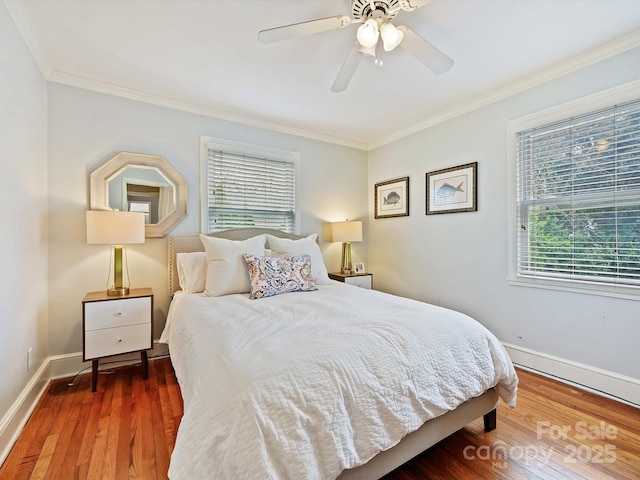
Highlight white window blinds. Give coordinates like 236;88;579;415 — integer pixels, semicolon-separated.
206;148;296;233
515;98;640;287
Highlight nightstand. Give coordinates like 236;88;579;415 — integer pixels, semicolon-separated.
82;288;154;392
328;272;373;289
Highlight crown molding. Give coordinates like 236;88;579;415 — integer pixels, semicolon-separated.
370;30;640;150
3;0;53;78
5;0;367;150
6;0;638;153
47;71;368;151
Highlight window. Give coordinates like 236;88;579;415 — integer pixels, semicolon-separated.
200;138;299;234
509;84;640;297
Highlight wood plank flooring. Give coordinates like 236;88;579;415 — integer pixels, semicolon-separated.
1;358;639;480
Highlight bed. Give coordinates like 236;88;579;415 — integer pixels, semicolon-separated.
160;228;518;480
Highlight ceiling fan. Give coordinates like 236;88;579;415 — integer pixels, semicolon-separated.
258;0;454;93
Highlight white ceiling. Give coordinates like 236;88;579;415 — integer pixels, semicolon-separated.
7;0;640;149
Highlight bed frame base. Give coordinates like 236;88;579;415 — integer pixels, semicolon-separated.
337;388;499;480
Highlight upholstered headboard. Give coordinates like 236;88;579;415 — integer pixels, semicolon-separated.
168;228;307;296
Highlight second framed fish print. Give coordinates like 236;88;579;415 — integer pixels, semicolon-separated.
426;162;477;215
374;176;409;219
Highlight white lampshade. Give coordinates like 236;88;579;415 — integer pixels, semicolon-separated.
380;22;404;51
332;220;363;243
86;211;145;245
356;19;379;48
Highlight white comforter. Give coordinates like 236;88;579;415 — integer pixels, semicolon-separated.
160;283;518;480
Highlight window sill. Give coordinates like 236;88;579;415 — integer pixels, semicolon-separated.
507;275;640;301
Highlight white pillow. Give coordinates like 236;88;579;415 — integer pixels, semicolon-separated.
200;234;266;296
266;233;331;284
176;252;207;293
176;248;273;294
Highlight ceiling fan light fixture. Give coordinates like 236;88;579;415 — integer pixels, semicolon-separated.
357;44;377;58
357;18;379;48
380;22;404;51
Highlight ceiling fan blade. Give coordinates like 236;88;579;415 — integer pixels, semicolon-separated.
396;26;454;74
389;0;433;14
259;15;354;44
331;42;363;93
402;0;433;10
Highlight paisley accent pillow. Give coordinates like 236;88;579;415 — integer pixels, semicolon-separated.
243;254;318;299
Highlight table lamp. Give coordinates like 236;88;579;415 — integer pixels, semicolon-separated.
86;210;146;296
332;220;363;274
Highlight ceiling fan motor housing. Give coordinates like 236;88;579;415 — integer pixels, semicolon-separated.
351;0;402;20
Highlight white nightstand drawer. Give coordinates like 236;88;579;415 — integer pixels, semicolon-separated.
84;323;151;360
85;296;150;331
345;276;372;289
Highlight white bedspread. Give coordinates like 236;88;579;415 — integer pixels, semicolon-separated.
160;283;518;480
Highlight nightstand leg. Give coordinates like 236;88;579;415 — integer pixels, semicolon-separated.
141;350;149;379
91;360;99;392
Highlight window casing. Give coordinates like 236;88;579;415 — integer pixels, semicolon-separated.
508;82;640;298
200;137;300;234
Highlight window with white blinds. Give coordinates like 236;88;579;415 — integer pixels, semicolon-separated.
203;140;298;233
514;98;640;291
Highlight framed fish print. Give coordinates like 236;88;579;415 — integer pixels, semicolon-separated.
374;176;409;219
426;162;477;215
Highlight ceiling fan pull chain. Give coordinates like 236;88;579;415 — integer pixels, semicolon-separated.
376;41;384;66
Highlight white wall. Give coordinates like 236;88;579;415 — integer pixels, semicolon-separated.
368;47;640;387
0;0;48;431
47;84;368;356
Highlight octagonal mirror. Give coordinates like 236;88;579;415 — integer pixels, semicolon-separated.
90;152;188;237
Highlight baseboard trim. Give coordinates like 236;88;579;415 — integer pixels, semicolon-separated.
48;341;170;381
0;341;169;467
503;342;640;408
0;359;50;468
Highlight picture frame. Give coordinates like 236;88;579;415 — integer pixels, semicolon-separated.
374;176;409;219
353;262;365;273
426;162;477;215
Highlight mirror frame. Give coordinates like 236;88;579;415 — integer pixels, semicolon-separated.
90;152;188;238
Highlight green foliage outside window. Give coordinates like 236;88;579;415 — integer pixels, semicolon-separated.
517;101;640;285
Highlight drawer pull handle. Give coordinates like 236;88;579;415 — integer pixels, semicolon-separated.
118;338;122;343
116;312;123;316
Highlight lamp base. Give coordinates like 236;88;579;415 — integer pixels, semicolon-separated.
340;242;352;275
107;286;130;297
108;245;130;296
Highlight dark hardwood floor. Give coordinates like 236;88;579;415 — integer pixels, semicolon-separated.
1;357;638;479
